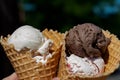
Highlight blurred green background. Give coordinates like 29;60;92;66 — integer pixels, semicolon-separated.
20;0;120;38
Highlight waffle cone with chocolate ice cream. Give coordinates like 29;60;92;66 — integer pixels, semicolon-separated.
0;28;64;80
58;23;120;80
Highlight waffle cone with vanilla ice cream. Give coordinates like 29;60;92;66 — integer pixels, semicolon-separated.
0;25;64;80
58;23;120;80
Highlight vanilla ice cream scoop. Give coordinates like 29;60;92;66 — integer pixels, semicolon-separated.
7;25;53;64
8;25;45;51
8;25;53;54
67;54;105;76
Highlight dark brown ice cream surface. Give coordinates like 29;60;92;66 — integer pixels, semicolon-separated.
65;23;110;58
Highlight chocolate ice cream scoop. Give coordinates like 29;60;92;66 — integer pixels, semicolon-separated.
65;23;110;58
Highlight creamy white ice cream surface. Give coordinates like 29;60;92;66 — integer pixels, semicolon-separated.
8;25;45;51
8;25;53;64
67;54;105;76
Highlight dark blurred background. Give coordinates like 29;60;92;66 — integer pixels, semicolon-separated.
20;0;120;38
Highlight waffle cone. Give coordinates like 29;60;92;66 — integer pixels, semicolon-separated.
58;30;120;80
0;29;64;80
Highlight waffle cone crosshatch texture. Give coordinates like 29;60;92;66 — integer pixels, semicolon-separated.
57;30;120;80
0;29;64;80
